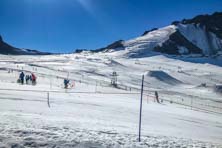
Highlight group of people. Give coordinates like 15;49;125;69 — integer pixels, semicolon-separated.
18;71;37;85
19;71;71;88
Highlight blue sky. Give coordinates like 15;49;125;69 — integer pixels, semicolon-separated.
0;0;222;53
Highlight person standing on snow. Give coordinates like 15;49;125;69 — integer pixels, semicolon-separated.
29;75;32;81
155;91;160;103
19;71;25;84
31;73;37;85
25;75;30;84
64;79;70;89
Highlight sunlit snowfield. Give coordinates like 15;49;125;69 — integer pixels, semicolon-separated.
0;53;222;147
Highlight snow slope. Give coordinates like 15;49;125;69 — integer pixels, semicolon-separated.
122;25;176;57
0;53;222;147
97;22;222;57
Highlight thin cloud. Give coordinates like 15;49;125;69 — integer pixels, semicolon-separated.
76;0;95;17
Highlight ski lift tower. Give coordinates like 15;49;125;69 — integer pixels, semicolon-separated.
111;71;118;87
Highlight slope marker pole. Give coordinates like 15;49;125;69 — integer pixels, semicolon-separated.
139;74;144;142
47;92;50;108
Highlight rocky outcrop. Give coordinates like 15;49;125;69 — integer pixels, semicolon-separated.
180;12;222;39
154;31;202;54
155;12;222;55
142;28;158;36
93;40;125;53
0;35;22;55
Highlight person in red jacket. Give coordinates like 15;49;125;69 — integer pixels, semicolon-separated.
31;73;37;85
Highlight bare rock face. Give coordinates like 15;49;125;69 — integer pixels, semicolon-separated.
154;31;202;55
180;12;222;39
142;28;158;36
93;40;125;53
0;35;20;55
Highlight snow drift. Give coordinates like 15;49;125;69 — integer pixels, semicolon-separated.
145;70;182;85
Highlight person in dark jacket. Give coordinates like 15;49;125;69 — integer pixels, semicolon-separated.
25;75;30;84
29;75;32;81
64;79;70;89
155;91;160;103
19;72;25;84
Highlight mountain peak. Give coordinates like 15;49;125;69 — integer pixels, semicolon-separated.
0;35;51;55
172;12;222;39
90;12;222;57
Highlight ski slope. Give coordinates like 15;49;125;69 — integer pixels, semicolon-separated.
0;53;222;147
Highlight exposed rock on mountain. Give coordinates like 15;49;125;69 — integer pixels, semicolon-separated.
0;35;51;55
87;12;222;57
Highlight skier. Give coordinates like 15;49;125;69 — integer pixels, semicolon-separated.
29;75;32;81
31;73;37;85
25;75;30;84
155;91;160;103
19;71;25;84
64;79;70;89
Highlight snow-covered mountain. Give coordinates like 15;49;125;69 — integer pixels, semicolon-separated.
0;35;51;55
93;12;222;58
1;12;222;147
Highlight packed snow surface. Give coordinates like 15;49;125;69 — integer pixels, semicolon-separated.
109;25;177;58
0;53;222;147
